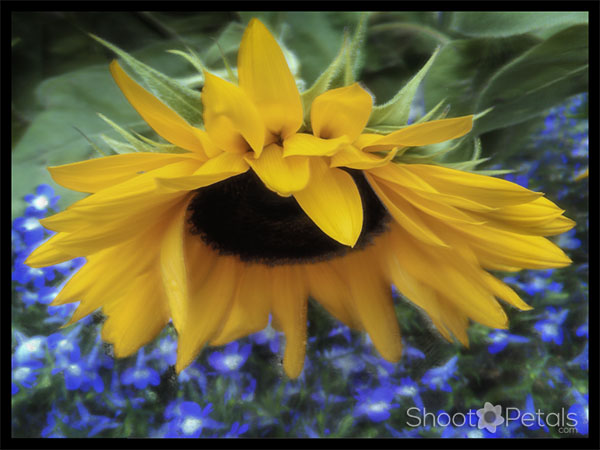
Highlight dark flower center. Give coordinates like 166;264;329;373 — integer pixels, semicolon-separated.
187;169;389;265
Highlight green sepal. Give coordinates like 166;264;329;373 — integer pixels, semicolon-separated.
367;47;440;128
98;113;156;153
343;12;370;86
91;34;203;126
364;98;448;134
100;135;139;155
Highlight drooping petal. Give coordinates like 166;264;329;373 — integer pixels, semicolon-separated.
155;151;249;192
101;269;170;357
293;158;363;247
310;83;373;141
337;249;403;362
246;143;310;196
25;233;79;268
361;115;473;150
48;152;203;193
175;255;239;373
202;71;265;155
210;263;271;346
330;145;399;170
270;265;308;378
160;198;191;334
282;133;348;157
366;173;448;247
238;18;303;139
109;61;206;155
304;262;361;330
403;164;543;207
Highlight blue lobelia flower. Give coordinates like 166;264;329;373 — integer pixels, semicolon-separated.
12;216;46;247
568;390;588;435
178;362;208;395
322;345;365;378
41;404;70;438
555;228;581;250
250;318;281;354
166;401;223;438
545;366;572;389
421;355;458;392
47;329;81;365
533;306;569;345
121;348;160;389
576;321;588;338
486;330;530;354
327;323;353;343
73;403;119;437
13;333;46;364
23;184;59;217
148;334;177;374
393;376;424;410
353;385;399;423
12;357;43;394
207;341;252;374
12;253;54;288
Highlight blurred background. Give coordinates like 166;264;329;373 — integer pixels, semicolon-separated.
12;11;589;438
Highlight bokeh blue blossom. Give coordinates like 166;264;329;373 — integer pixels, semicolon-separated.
11;94;589;438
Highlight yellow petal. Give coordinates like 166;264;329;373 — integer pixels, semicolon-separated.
304;262;361;329
282;133;348;157
246;143;310;196
366;174;448;247
405;164;543;207
330;145;399;170
101;269;170;357
238;18;303;139
362;115;473;150
210;263;272;346
25;234;79;268
270;265;308;378
340;250;403;362
293;158;363;247
109;61;206;154
175;255;239;373
160;198;190;334
310;83;373;141
156;152;249;192
202;71;265;155
48;152;202;193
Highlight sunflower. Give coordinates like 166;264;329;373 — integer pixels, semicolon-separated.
26;19;575;378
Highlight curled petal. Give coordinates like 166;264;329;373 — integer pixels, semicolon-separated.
245;143;310;196
311;83;373;141
202;71;265;155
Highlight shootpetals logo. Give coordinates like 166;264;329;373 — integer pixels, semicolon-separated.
476;402;504;432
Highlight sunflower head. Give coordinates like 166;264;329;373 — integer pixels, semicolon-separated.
26;18;575;378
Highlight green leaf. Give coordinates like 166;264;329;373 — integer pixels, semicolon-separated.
91;34;203;126
449;12;588;38
474;24;588;135
368;47;440;127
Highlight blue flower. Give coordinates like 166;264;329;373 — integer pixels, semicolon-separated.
178;362;208;395
555;228;581;250
12;254;54;288
486;330;530;354
568;390;588;435
23;184;59;217
166;401;222;438
328;323;352;343
323;345;365;378
148;334;177;374
393;376;424;410
41;405;69;438
207;341;251;374
533;306;568;345
545;366;572;389
421;355;458;392
13;216;46;246
13;332;47;363
47;330;81;364
73;403;119;437
121;349;160;389
12;358;43;394
250;319;281;354
354;386;398;423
